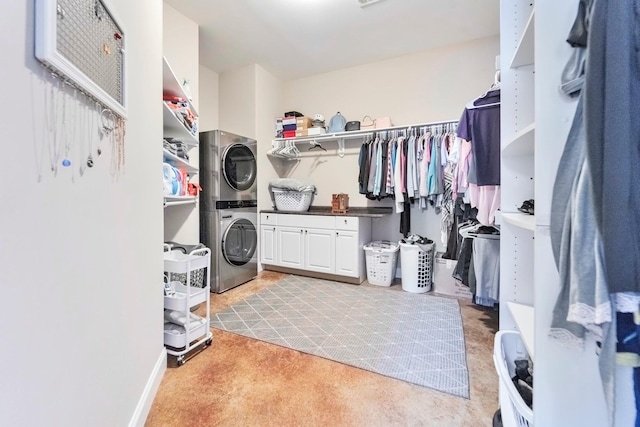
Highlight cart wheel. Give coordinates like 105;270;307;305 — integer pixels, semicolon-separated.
205;338;213;346
176;356;185;366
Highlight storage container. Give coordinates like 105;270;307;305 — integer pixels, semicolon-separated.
493;331;533;427
433;252;472;298
272;189;313;212
364;241;399;286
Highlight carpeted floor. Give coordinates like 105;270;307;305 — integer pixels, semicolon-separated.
145;271;499;427
211;275;470;398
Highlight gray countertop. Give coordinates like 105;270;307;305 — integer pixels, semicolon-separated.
260;206;393;218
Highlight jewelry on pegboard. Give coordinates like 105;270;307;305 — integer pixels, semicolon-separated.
86;99;94;169
46;74;63;174
95;102;102;157
110;115;126;175
60;84;72;168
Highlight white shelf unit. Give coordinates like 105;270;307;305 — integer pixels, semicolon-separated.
162;102;199;146
162;148;198;175
164;195;198;208
499;1;635;426
162;57;199;211
501;212;535;231
163;56;198;117
163;247;212;365
506;302;535;359
510;8;535;68
503;122;535;157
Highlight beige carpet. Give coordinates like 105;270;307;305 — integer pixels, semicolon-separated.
146;271;499;427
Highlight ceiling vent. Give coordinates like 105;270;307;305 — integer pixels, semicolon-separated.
357;0;385;8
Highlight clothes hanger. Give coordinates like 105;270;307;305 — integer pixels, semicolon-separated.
466;75;501;110
308;140;326;152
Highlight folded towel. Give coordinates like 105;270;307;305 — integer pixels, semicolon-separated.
164;310;205;329
269;178;316;193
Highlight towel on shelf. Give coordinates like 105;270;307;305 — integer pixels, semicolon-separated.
269;178;316;193
164;310;205;329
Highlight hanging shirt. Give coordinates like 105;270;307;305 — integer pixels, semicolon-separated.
386;138;394;194
373;139;384;197
456;89;501;186
358;143;369;194
406;135;416;198
394;137;406;213
367;138;378;194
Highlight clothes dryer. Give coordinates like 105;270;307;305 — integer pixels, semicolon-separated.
200;130;257;207
201;200;257;293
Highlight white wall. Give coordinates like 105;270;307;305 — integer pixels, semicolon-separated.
219;64;258;139
163;3;199;111
163;3;200;244
0;1;165;426
269;36;500;251
199;65;220;132
255;66;285;211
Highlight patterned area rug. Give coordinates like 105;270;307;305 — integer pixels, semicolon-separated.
211;275;469;398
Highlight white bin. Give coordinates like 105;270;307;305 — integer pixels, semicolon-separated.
364;241;399;286
493;331;533;427
399;239;434;293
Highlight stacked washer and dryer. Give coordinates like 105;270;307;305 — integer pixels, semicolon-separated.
200;130;258;293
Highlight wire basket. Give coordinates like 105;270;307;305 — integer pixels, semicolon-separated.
272;189;313;212
493;331;533;427
364;241;399;286
166;268;206;289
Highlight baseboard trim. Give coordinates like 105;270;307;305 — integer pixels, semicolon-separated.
264;265;363;285
128;348;167;427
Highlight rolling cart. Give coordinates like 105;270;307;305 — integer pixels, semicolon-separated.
163;245;213;366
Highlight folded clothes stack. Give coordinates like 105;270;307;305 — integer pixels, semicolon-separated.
164;97;198;136
163;138;189;160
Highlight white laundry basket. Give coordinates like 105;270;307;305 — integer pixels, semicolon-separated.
399;237;434;293
364;241;399;286
493;331;533;427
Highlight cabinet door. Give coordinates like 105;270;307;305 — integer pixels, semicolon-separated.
277;226;304;268
305;228;335;274
335;230;359;277
260;226;277;265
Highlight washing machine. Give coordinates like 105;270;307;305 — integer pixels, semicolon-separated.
200;130;257;207
201;200;258;293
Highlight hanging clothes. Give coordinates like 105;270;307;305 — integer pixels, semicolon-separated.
456;89;501;186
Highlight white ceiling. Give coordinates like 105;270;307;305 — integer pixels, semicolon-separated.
164;0;500;80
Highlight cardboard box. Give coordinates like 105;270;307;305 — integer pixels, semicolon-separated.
295;129;308;137
433;252;472;299
296;117;312;128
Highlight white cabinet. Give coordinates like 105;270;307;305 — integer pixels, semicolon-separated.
305;228;335;273
335;230;358;277
260;213;371;282
260;225;277;265
277;226;305;268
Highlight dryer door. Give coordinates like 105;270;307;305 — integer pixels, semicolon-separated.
221;218;257;266
222;144;257;192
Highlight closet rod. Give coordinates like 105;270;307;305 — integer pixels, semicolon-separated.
274;119;458;144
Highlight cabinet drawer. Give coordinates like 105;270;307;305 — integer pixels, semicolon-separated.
261;213;277;225
335;216;359;231
279;214;334;230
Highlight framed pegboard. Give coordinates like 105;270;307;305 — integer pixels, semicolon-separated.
35;0;127;118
